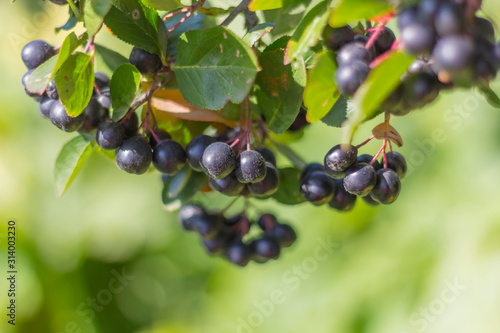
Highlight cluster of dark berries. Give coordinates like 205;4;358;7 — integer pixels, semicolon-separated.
300;144;407;209
187;137;279;198
325;25;396;96
179;205;296;266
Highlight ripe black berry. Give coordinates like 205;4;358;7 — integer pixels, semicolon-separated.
386;151;407;179
324;25;355;51
371;27;396;54
79;98;109;133
96;120;125;150
252;236;280;260
301;163;324;181
39;96;55;119
97;94;111;109
434;2;465;37
191;215;220;239
201;142;236;180
129;47;162;75
403;72;440;108
236;150;266;183
398;5;420;30
115;136;152;174
288;106;309;131
179;204;206;231
225;240;252;267
257;214;277;232
343;163;377;196
324;144;358;174
255;147;276;166
148;129;171;149
203;231;230;254
336;43;371;67
335;61;370;96
122;112;139;138
401;23;435;55
186;135;216;172
153;139;187;175
300;170;334;205
370;168;401;204
209;171;244;196
328;179;357;212
362;195;380;206
94;72;110;90
272;224;296;247
46;79;58;100
247;162;279;197
474;17;495;42
21;40;56;70
433;36;474;73
49;100;85;132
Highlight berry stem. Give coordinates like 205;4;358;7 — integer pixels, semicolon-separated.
83;35;95;55
371;139;388;167
220;0;252;27
245;97;252;151
163;0;206;21
355;135;375;149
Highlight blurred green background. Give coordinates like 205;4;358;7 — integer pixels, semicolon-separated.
2;1;500;333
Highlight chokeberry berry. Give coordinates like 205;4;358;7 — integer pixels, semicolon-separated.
148;129;171;149
209;171;244;196
96;120;125;150
433;36;474;73
179;204;206;231
79;98;109;133
403;72;440;108
201;142;236;180
288;106;309;131
252;236;281;260
336;42;371;67
236;150;267;183
247;162;279;197
335;61;370;96
324;144;358;174
39;96;55;119
49;100;85;132
191;214;220;239
272;224;297;247
122;112;139;138
129;47;162;75
324;25;355;51
357;154;381;170
225;239;252;267
386;151;407;179
97;94;111;109
474;17;495;42
370;168;401;204
371;27;396;54
328;179;357;212
94;72;110;90
401;23;435;55
153;139;187;175
186;135;216;172
115;136;152;174
255;147;276;166
300;170;334;205
257;214;278;232
21;40;56;70
397;5;420;30
203;231;230;254
343;163;377;196
46;79;58;100
301;163;324;181
434;2;465;37
362;194;380;206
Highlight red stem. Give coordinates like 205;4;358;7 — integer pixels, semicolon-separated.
356;135;375;149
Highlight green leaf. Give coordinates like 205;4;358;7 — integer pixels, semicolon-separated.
321;97;347;127
199;6;235;16
56;8;78;32
53;32;88;79
55;52;95;117
303;50;339;123
255;48;306;134
110;63;142;121
174;27;260;110
140;0;179;11
285;2;330;64
165;11;205;56
243;23;275;47
55;135;94;197
344;51;414;142
95;43;129;71
25;55;58;95
263;8;304;37
272;167;305;205
329;0;393;27
104;0;168;60
162;165;207;211
249;0;283;11
479;85;500;108
84;0;112;36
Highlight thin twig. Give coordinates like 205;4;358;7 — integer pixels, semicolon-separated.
220;0;252;27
